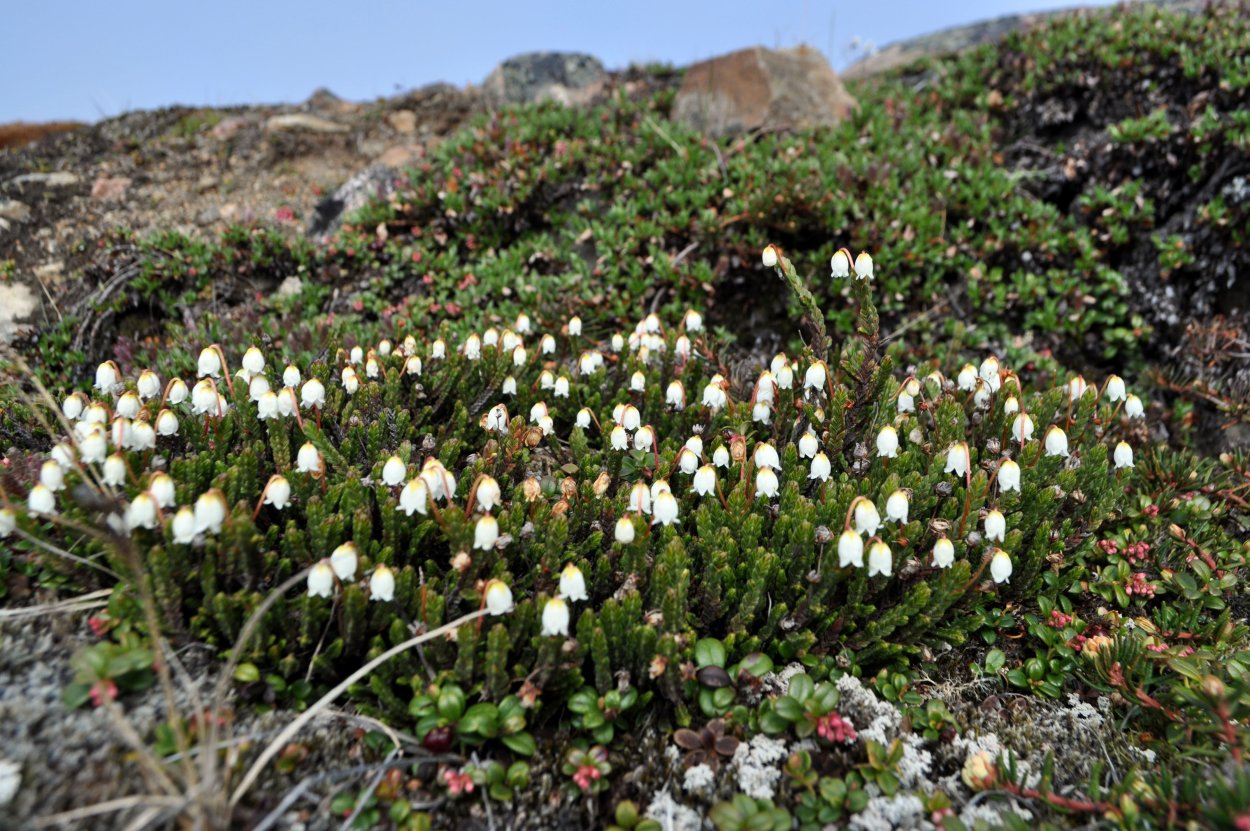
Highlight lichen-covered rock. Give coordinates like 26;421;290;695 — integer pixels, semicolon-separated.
481;52;607;108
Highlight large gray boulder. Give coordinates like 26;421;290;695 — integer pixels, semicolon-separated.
481;52;607;108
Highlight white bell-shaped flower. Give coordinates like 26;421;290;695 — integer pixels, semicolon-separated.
125;492;160;531
541;596;570;636
369;565;395;602
652;491;680;526
398;478;429;516
242;346;266;376
381;455;406;487
713;445;731;468
945;442;971;477
485;579;513;615
263;475;291;510
932;537;955;568
197;346;223;379
809;452;832;482
330;542;358;582
885;490;909;524
853;251;874;279
1125;394;1144;419
753;442;781;471
559;564;588;602
990;548;1013;584
838;529;864;568
171;506;196;544
1105;374;1126;403
830;247;851;278
301;378;326;410
1114;441;1134;469
149;472;176;509
39;460;64;492
475;476;502;513
193;489;227;535
1044;425;1069;458
102;453;127;487
1012;413;1034;444
854;499;881;536
666;380;686;409
307;561;335;598
27;484;57;516
615;515;636;544
798;431;819;459
296;442;324;475
867;540;892;576
984;509;1006;542
474;514;500;550
763;245;779;268
998;459;1021;493
876;425;899;458
755;467;779;499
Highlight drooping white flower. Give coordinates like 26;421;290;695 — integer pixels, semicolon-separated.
512;345;527;367
853;251;874;279
330;542;358;581
474;476;502;513
985;509;1006;542
79;426;107;465
263;475;291;510
296;442;324;475
629;371;646;393
867;540;892;576
1067;375;1088;401
301;378;326;410
838;529;864;568
554;376;570;398
485;579;513;615
39;460;64;492
932;537;955;569
998;459;1021;493
798;431;819;459
398;478;429;516
197;346;223;379
102;453;127;487
610;425;629;451
137;370;161;401
62;392;86;421
381;455;406;488
566;315;583;337
615;515;636;543
1105;375;1126;403
276;388;298;418
407;356;425;377
713;445;731;468
559;564;588;602
241;346;265;377
885;490;909;524
876;425;899;459
683;309;703;332
652;490;680;526
364;355;380;379
114;391;140;420
484;404;510;433
341;367;360;395
751;401;772;424
307;561;335;598
171;506;196;544
369;565;395;602
945;442;971;477
973;380;992;409
256;392;279;421
27;484;56;516
191;380;220;416
463;333;482;361
1114;441;1134;469
283;364;301;388
348;346;363;366
804;361;827;393
774;361;794;390
541;596;570;636
0;507;15;538
165;377;189;406
1125;394;1144;419
634;426;655;452
957;363;978;392
128;421;156;451
753;442;781;471
755;467;779;499
853;499;881;536
763;245;779;268
990;548;1012;584
676;447;699;476
125;492;160;531
474;514;500;550
1012;413;1035;444
94;360;121;395
666;380;686;409
149;472;176;509
1003;395;1020;416
1044;425;1069;458
514;312;532;334
809;452;832;482
979;356;1001;391
692;464;717;497
701;379;728;411
830;247;851;278
194;489;227;535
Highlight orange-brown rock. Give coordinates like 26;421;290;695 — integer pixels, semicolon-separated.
673;46;856;135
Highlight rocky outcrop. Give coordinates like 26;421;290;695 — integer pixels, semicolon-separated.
481;52;607;108
672;46;856;136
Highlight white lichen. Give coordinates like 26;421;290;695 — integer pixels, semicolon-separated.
645;788;704;831
849;794;929;831
732;734;789;799
682;763;716;798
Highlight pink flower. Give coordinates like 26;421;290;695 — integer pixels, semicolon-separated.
90;679;118;708
443;769;475;796
572;765;602;792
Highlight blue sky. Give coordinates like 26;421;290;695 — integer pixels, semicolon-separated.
1;0;1115;124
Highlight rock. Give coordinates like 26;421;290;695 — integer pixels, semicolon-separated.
90;176;131;201
673;46;856;136
265;113;350;134
8;171;79;187
482;52;606;107
377;144;422;169
33;261;64;285
0;199;30;223
0;282;38;343
276;275;303;297
209;116;249;141
306;87;359;115
387;110;417;134
307;165;397;240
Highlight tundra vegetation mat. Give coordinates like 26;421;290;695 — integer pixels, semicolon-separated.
0;3;1248;830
